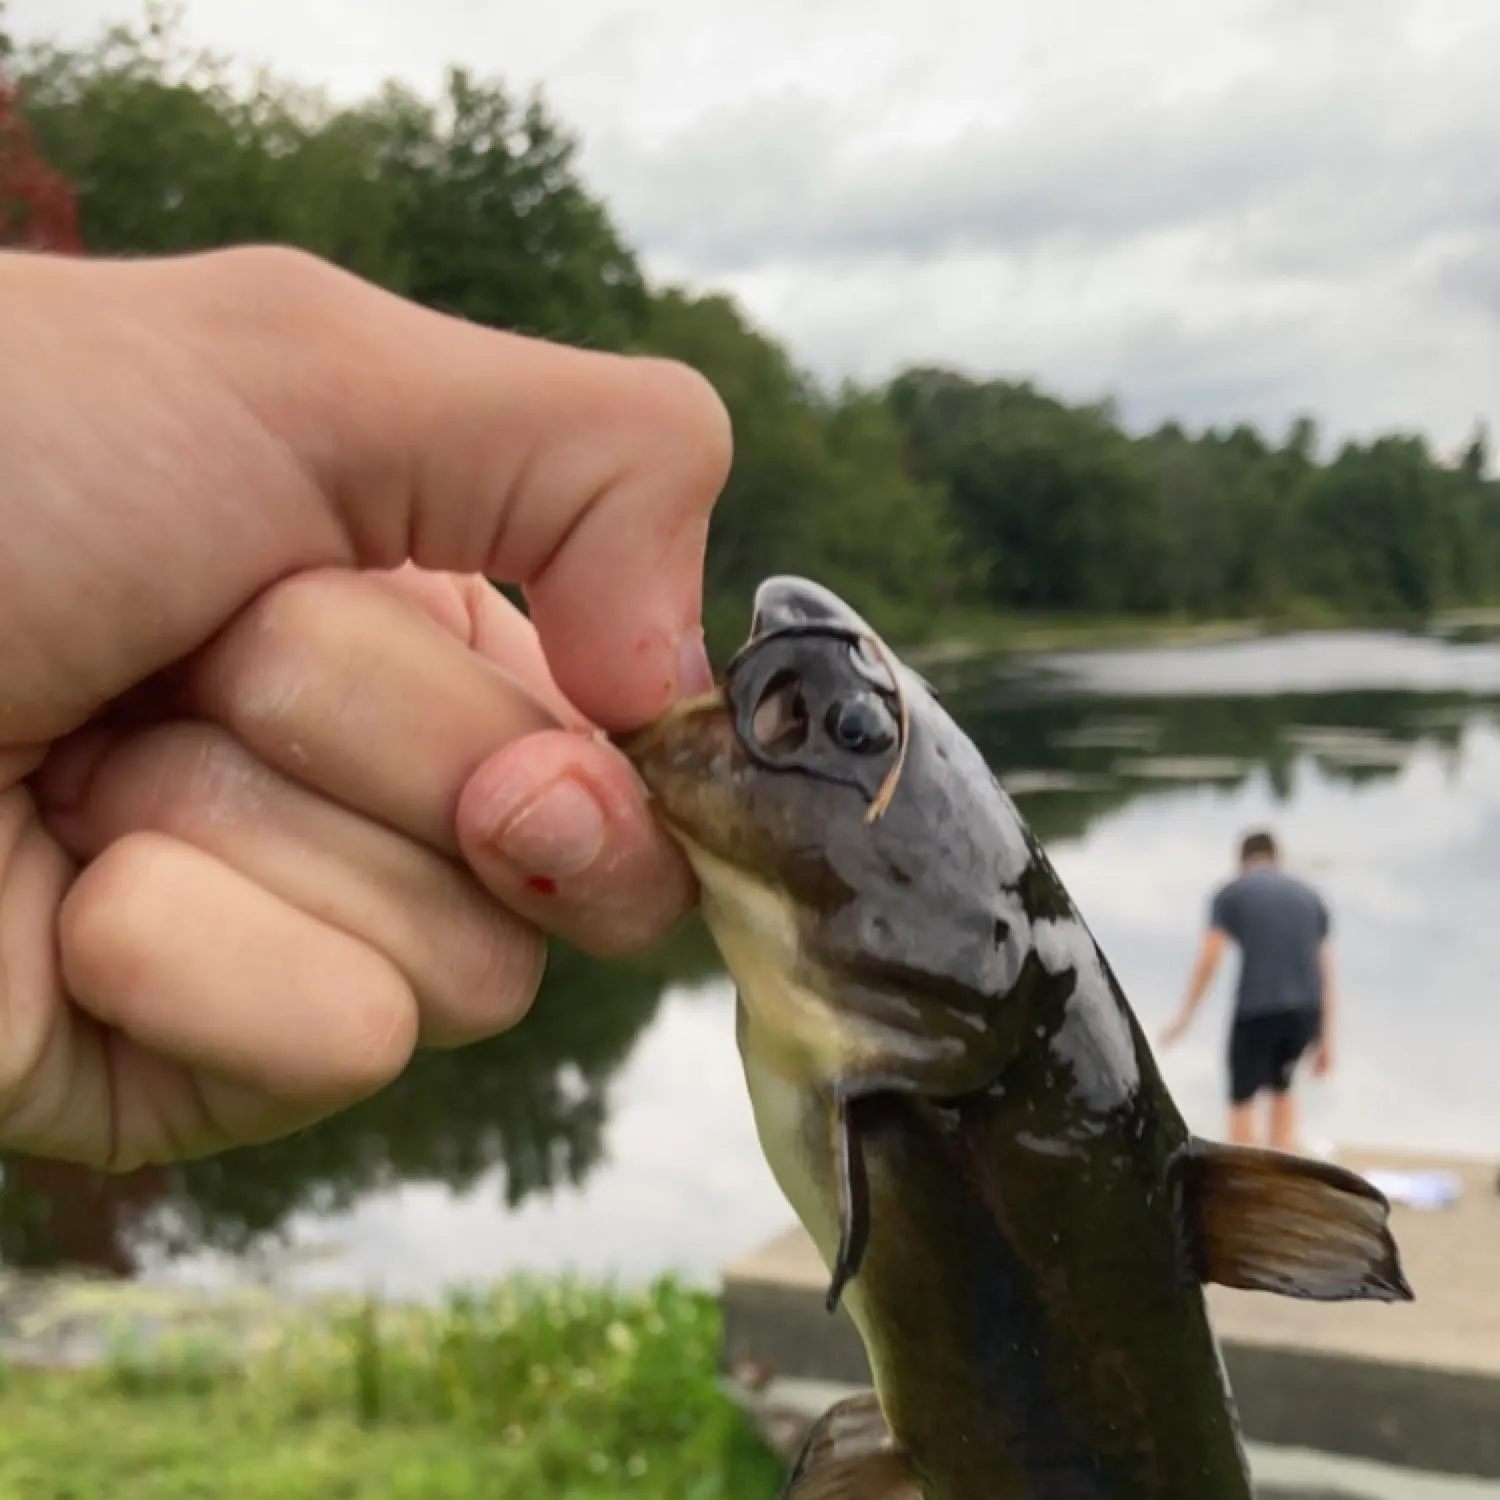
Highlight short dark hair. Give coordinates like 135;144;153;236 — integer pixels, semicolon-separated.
1239;830;1277;862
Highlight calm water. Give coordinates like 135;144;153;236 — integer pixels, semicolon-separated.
5;629;1500;1299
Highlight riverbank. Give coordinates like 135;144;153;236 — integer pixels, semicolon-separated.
899;602;1500;668
0;1276;783;1499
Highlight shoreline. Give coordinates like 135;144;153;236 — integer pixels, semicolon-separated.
6;1131;1495;1371
898;603;1500;667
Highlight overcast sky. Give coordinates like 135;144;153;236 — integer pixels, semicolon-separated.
11;0;1500;456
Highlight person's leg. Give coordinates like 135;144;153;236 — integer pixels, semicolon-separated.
1263;1010;1318;1152
1228;1098;1260;1143
1267;1088;1298;1151
1226;1018;1266;1142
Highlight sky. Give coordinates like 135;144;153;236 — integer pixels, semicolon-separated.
10;0;1500;457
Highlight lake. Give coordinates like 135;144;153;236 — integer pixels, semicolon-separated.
4;627;1500;1301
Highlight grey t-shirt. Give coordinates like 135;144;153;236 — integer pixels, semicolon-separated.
1209;865;1330;1019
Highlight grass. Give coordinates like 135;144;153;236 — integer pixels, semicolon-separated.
0;1277;787;1500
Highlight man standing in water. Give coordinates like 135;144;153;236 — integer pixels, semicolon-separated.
1160;830;1334;1150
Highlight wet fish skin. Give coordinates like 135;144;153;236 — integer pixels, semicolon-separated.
619;576;1411;1500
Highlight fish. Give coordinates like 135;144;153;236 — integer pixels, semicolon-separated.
617;576;1412;1500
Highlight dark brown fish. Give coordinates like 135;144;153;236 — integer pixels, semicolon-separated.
618;576;1412;1500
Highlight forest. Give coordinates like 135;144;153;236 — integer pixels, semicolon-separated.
3;4;1497;663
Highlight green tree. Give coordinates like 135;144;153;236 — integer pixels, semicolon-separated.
18;9;645;342
891;371;1170;612
20;11;299;254
1296;437;1450;614
365;70;647;347
640;292;955;657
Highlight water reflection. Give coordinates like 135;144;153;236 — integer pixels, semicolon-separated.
4;632;1500;1294
0;921;724;1281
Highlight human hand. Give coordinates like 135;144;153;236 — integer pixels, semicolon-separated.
1312;1041;1333;1077
0;246;730;1169
1158;1013;1190;1049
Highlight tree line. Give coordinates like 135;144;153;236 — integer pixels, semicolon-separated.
3;5;1496;661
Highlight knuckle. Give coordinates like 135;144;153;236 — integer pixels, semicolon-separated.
629;356;734;494
324;954;419;1098
52;723;284;870
102;723;267;834
58;831;178;1003
198;244;349;326
241;566;351;651
200;569;356;732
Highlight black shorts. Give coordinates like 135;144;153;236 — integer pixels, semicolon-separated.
1228;1009;1321;1105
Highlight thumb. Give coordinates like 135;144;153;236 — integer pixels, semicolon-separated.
203;249;733;730
3;247;730;744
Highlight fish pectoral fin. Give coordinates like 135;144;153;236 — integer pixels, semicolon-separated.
780;1390;926;1500
826;1087;871;1314
1175;1137;1414;1303
822;1070;957;1314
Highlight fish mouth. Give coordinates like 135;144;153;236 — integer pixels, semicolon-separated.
614;685;730;779
613;575;851;810
611;683;748;852
613;670;821;853
606;579;912;888
614;578;911;855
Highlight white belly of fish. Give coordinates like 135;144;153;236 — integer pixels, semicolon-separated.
738;1019;842;1267
678;838;883;1361
739;1020;895;1405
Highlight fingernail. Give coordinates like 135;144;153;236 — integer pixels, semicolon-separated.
485;774;607;880
677;627;714;698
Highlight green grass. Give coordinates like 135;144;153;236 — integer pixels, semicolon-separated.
0;1277;787;1500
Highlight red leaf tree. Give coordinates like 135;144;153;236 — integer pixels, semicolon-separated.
0;75;81;251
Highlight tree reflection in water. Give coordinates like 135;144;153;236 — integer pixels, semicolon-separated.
0;920;722;1274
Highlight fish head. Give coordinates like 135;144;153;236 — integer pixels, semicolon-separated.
619;578;899;878
618;576;1044;1090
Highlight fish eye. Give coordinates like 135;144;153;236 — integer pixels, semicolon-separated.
825;694;896;755
751;670;810;754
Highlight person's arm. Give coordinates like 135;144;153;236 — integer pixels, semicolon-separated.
1160;926;1229;1046
1314;939;1336;1074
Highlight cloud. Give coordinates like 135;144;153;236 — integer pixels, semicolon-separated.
567;2;1500;444
583;2;1499;273
11;0;1500;449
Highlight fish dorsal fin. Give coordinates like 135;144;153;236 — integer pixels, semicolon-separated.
1174;1137;1414;1303
780;1390;926;1500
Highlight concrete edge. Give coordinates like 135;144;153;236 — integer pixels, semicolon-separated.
729;1375;1500;1499
719;1282;1500;1481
